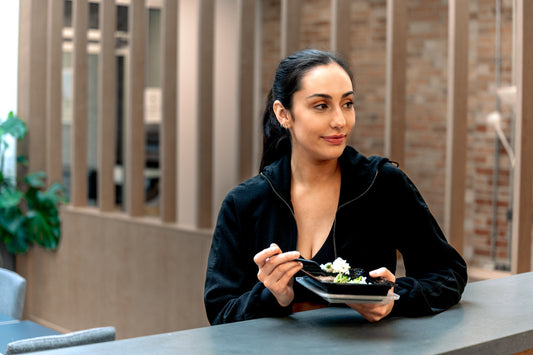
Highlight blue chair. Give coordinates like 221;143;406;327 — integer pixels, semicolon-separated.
4;326;116;354
0;268;26;319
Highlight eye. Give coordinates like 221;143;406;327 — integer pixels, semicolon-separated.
343;101;354;109
313;103;328;110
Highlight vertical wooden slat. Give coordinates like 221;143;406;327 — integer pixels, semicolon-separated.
160;0;178;223
384;0;407;165
197;0;215;228
25;0;48;175
511;0;533;273
238;0;256;181
444;0;469;252
71;0;88;207
178;0;200;227
330;0;351;58
177;0;214;228
126;0;146;217
97;0;117;212
280;0;301;58
213;0;239;224
46;0;63;184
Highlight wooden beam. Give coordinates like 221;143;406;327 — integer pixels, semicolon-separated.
280;0;301;58
97;0;117;212
197;0;215;228
444;0;469;252
177;0;214;228
160;0;178;223
330;0;351;58
46;0;63;185
71;0;88;207
384;0;407;165
125;0;146;217
238;0;257;181
511;0;533;273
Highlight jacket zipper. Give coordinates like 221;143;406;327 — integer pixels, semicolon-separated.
332;170;379;258
261;170;380;258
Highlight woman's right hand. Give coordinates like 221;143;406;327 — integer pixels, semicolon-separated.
253;243;303;307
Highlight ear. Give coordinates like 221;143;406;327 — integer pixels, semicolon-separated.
273;100;291;129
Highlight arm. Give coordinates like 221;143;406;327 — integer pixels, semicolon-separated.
204;194;296;324
384;165;468;317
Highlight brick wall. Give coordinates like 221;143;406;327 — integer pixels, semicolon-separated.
261;0;515;270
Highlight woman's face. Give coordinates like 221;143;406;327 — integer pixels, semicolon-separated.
277;63;355;164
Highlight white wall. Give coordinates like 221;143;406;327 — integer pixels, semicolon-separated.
0;1;19;117
0;1;19;180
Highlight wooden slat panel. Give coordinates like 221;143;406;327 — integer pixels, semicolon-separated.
238;0;257;181
126;0;146;217
46;0;63;184
177;0;214;228
511;0;533;273
97;0;117;212
280;0;301;58
444;0;469;252
71;0;88;207
384;0;407;165
213;0;239;223
197;0;215;228
160;0;178;223
17;0;47;174
330;0;351;58
177;0;200;227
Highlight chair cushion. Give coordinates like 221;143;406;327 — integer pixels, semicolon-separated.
4;326;116;354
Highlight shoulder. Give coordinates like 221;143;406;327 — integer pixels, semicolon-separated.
222;174;271;209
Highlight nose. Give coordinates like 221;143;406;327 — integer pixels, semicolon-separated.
330;107;346;129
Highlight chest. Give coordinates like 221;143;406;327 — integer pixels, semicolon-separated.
291;181;340;259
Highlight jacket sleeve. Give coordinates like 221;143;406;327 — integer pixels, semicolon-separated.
204;192;292;325
382;165;468;317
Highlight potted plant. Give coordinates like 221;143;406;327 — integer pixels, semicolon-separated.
0;112;67;268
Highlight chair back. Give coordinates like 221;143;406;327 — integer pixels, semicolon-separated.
0;268;26;319
4;326;116;354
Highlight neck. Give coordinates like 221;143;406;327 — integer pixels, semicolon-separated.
290;155;340;185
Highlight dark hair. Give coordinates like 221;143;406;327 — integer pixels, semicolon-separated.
259;49;354;171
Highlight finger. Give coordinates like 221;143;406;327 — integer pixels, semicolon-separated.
270;259;303;284
263;262;302;296
253;243;282;267
369;267;395;282
259;251;301;280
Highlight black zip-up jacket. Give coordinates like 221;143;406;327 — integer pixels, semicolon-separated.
204;146;468;325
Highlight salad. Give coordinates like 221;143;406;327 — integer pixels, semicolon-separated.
320;257;367;284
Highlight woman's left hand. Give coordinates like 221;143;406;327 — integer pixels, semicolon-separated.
346;267;396;322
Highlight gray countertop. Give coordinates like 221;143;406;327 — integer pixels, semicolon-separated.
29;272;533;354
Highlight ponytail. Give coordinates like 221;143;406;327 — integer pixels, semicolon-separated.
259;89;291;171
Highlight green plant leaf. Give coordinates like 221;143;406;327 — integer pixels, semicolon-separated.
0;187;22;208
0;112;27;140
24;210;59;250
17;155;28;166
24;171;47;189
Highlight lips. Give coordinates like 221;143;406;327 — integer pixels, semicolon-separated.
322;134;346;145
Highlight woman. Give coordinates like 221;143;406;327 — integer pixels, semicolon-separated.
204;49;467;325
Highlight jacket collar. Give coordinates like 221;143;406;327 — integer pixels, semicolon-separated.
261;146;389;205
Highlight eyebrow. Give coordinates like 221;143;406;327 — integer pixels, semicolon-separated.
306;91;355;100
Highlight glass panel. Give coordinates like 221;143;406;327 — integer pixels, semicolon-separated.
144;7;162;216
87;53;98;206
64;0;72;28
61;51;72;199
116;5;128;32
89;2;99;30
115;55;126;210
